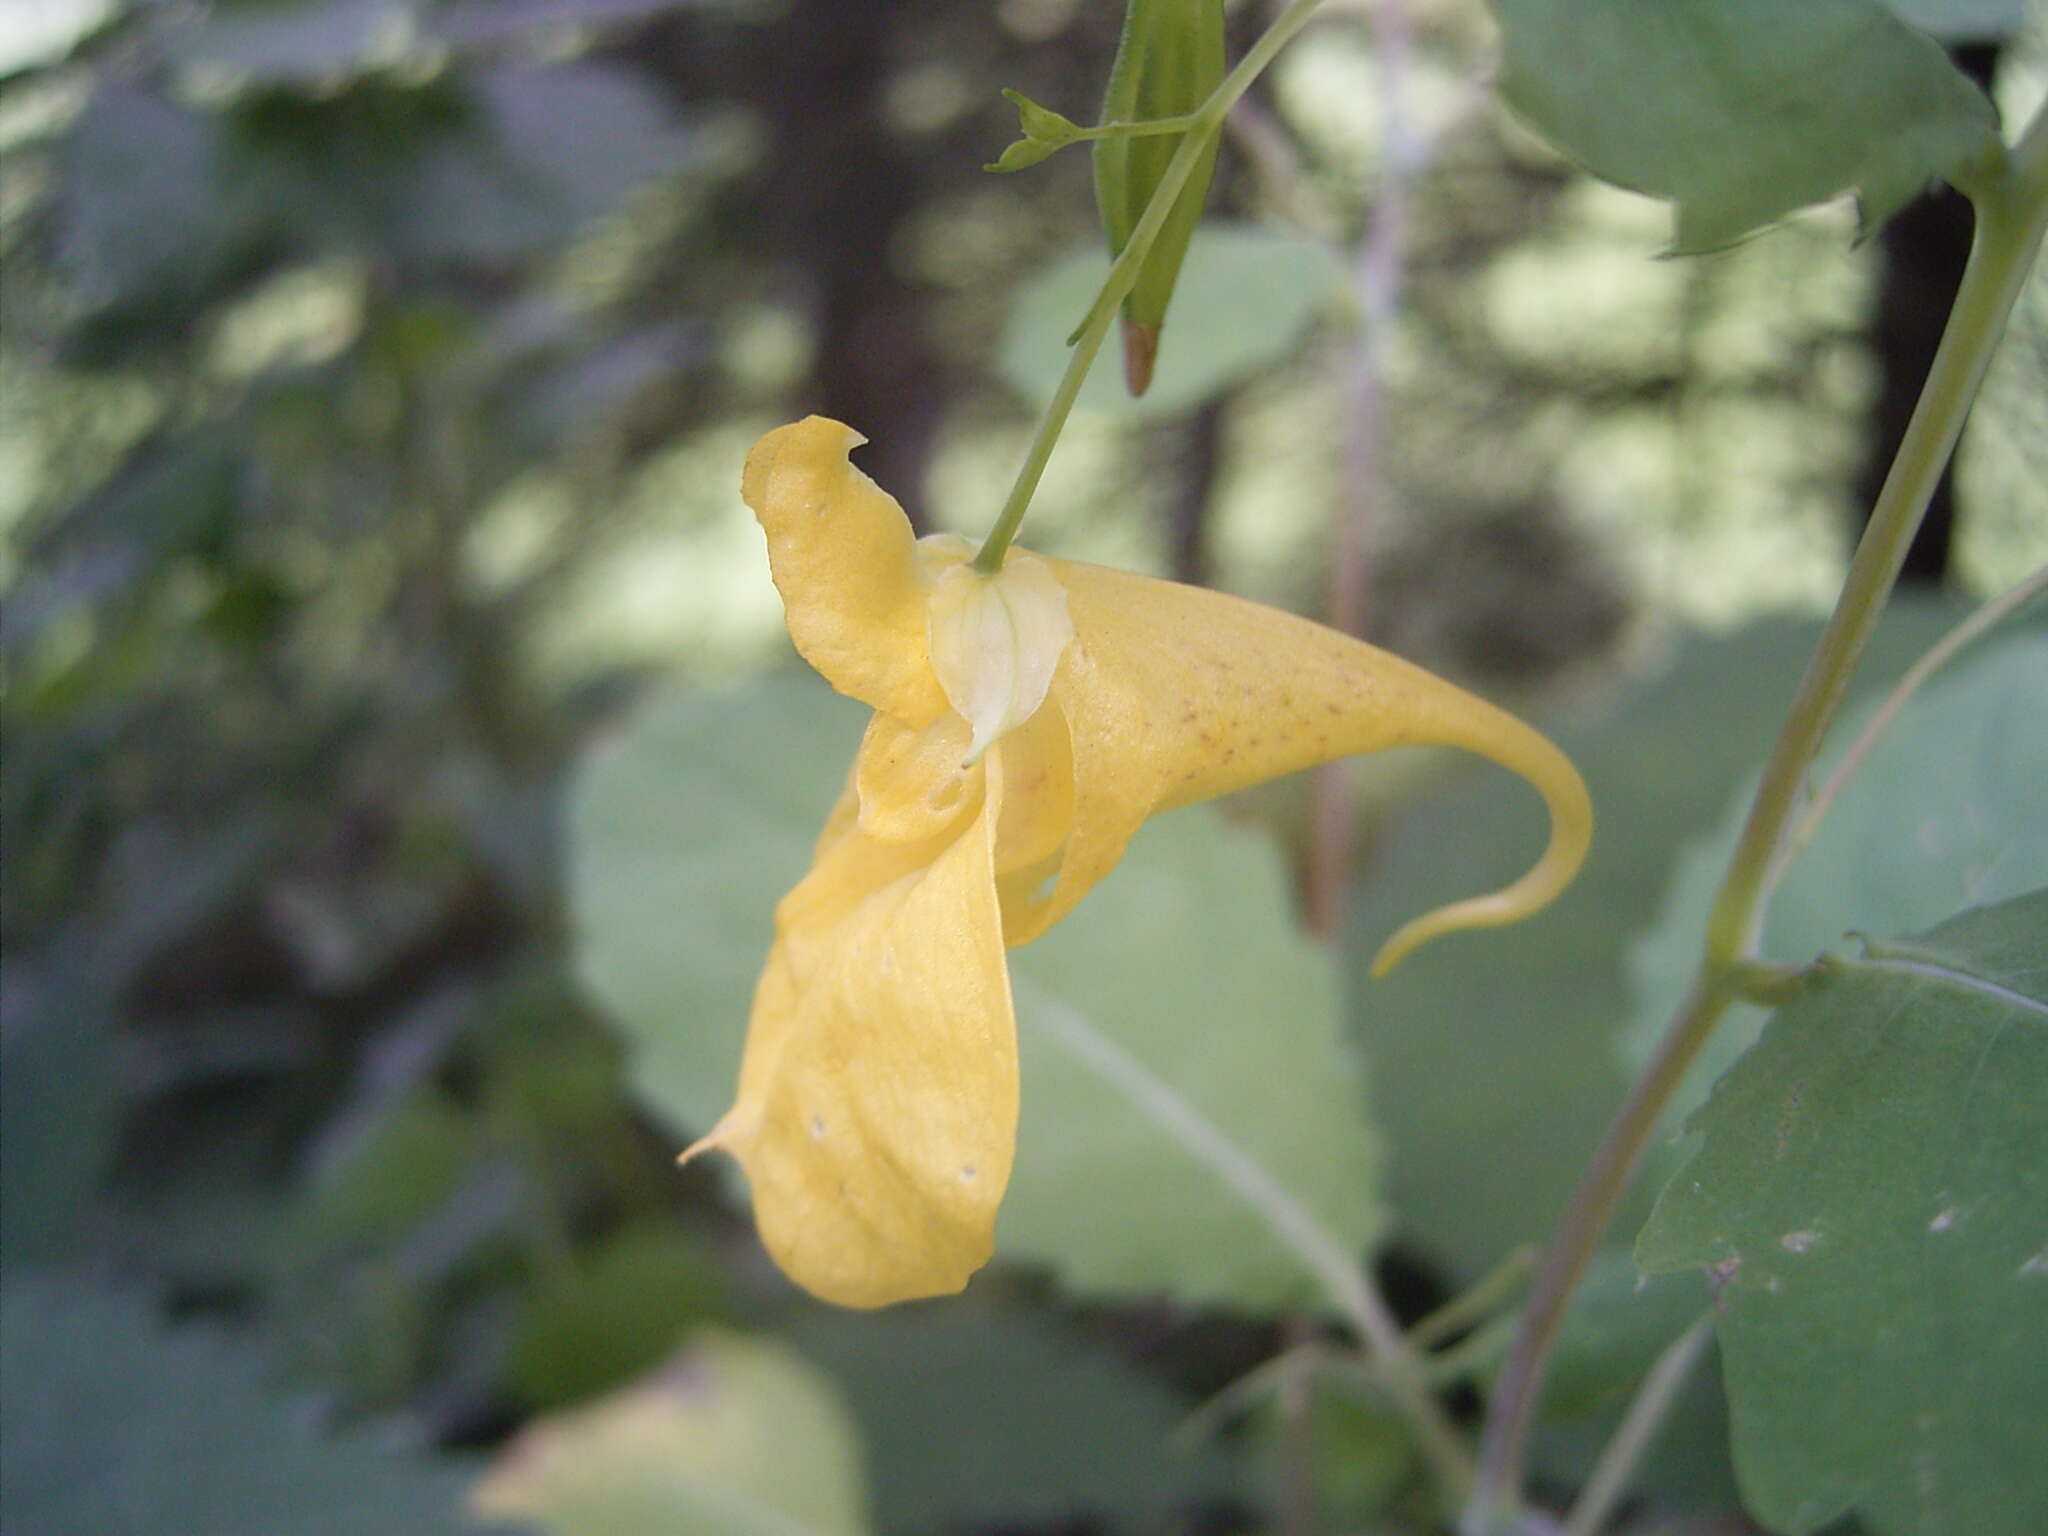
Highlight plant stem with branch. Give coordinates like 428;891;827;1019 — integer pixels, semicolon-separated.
974;0;1331;573
1461;98;2048;1536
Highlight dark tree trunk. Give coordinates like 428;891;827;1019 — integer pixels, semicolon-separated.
759;0;948;528
1161;402;1225;586
1855;42;2001;585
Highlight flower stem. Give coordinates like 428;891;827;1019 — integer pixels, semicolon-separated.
1461;96;2048;1536
975;0;1331;573
1075;113;1201;141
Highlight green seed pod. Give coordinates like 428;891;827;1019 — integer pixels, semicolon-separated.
1092;0;1225;396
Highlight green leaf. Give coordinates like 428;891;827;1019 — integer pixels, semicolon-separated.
1637;891;2048;1535
986;88;1083;171
1490;0;2000;249
0;1273;481;1536
506;1226;728;1410
280;1088;481;1256
57;84;222;304
1623;628;2048;1140
396;62;690;265
473;1328;870;1536
1004;809;1381;1308
1345;604;1966;1286
570;678;1381;1311
3;822;279;1266
998;222;1343;416
786;1305;1232;1533
986;137;1062;173
1879;0;2028;39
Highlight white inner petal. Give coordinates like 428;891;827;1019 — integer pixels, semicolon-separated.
926;552;1073;764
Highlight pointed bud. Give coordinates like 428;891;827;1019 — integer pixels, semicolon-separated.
1093;0;1225;396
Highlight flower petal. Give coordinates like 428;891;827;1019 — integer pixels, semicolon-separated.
683;756;1016;1308
1010;559;1592;974
743;417;948;726
926;551;1074;763
854;711;979;844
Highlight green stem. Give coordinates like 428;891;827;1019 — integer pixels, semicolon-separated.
1773;556;2048;884
1406;1243;1536;1352
1704;107;2048;971
1075;113;1201;141
1561;1311;1717;1536
1461;98;2048;1536
1461;973;1737;1535
974;0;1330;573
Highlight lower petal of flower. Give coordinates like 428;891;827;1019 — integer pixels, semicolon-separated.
682;754;1017;1309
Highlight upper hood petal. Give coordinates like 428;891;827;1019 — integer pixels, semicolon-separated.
744;417;949;727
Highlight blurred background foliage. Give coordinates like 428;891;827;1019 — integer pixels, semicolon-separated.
3;1;2044;1533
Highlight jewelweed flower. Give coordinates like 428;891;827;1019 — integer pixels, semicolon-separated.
683;416;1593;1308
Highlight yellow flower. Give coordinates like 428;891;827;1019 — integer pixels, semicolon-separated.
683;416;1593;1308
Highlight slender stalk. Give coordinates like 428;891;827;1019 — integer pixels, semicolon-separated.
1306;0;1419;938
1277;1316;1323;1536
1406;1243;1537;1352
1173;1341;1335;1449
1462;973;1736;1534
1774;557;2048;882
1704;108;2048;971
975;0;1331;572
1076;113;1201;141
1462;98;2048;1536
1561;1312;1717;1536
1033;996;1474;1499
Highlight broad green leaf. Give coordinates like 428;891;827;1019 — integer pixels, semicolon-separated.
1491;0;2000;249
1879;0;2028;38
1623;628;2048;1139
1637;891;2048;1535
571;678;1380;1311
785;1304;1233;1533
0;1273;481;1536
1345;604;1966;1287
473;1328;869;1536
998;222;1343;417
